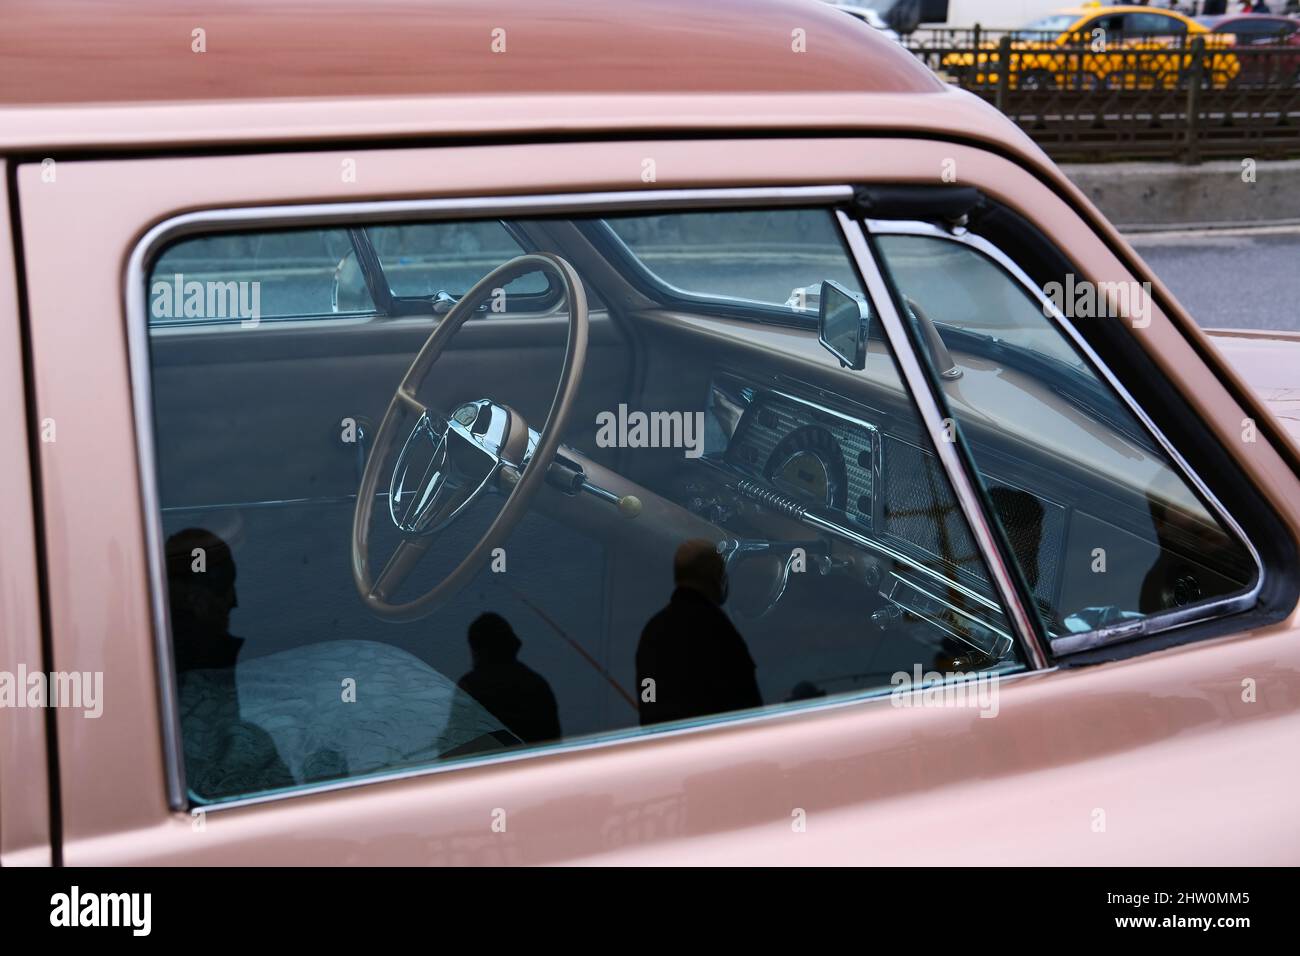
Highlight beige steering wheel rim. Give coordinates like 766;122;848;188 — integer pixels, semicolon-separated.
351;253;588;622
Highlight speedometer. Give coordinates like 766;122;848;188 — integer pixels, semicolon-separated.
766;425;847;510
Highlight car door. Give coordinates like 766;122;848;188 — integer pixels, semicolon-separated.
17;136;1300;864
0;171;52;867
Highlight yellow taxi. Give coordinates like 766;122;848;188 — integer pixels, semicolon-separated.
942;4;1239;91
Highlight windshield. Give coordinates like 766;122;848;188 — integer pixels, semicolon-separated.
603;208;865;318
366;221;547;300
874;233;1087;371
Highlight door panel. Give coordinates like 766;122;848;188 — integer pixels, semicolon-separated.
150;313;629;505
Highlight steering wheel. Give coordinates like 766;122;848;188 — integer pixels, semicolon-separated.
351;253;588;622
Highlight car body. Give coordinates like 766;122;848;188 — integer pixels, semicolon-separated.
943;5;1240;90
2;0;1299;867
1198;13;1300;84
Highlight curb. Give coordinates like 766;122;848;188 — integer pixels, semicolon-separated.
1060;159;1300;230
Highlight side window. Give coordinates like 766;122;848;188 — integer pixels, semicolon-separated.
1228;19;1295;40
150;228;373;326
871;228;1258;641
1127;13;1187;37
1089;14;1126;37
146;205;1028;807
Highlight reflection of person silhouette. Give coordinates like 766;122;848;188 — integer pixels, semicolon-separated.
636;539;762;726
168;528;244;676
166;528;292;796
457;613;561;744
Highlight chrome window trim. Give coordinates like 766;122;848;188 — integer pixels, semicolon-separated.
148;309;381;330
140;186;855;246
187;661;1041;816
125;183;902;813
837;214;1050;670
861;218;1266;656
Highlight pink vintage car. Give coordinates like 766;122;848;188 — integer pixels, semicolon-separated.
1;0;1299;868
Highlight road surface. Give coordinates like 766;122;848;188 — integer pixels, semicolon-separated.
1127;226;1300;332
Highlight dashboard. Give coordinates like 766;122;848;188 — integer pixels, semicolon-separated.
687;370;1069;662
723;386;880;530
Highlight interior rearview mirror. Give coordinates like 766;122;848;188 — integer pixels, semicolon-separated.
818;279;870;370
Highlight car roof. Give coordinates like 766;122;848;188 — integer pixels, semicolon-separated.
0;0;1071;181
1057;5;1194;19
0;0;940;107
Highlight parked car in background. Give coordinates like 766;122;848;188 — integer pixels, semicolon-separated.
1199;12;1300;84
827;2;902;42
832;0;1068;30
944;5;1240;90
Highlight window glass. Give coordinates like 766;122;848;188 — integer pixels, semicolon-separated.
151;228;371;325
147;208;1025;806
1127;13;1187;35
1014;14;1080;36
1087;14;1126;36
872;230;1257;639
367;221;547;300
1224;19;1295;38
605;209;865;319
878;235;1086;371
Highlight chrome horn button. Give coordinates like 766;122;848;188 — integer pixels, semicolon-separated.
387;400;511;536
388;413;451;534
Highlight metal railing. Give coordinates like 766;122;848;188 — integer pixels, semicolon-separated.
904;29;1300;163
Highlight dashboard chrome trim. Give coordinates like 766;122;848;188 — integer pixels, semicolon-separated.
767;386;882;529
881;572;1014;659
